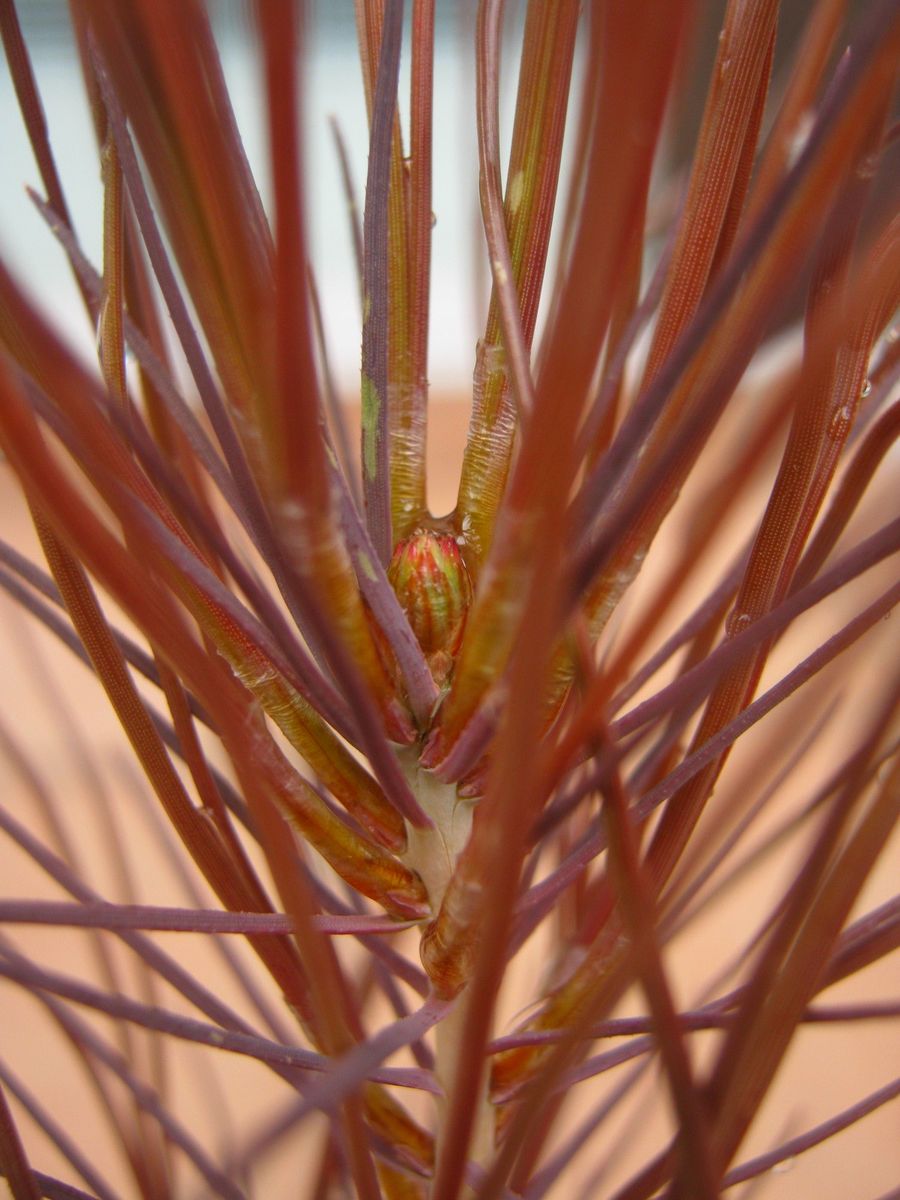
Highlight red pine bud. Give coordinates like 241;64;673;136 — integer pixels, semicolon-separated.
388;530;472;683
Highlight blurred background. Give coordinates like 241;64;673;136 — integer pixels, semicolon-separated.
0;0;521;394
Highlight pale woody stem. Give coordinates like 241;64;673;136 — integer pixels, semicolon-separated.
398;747;496;1190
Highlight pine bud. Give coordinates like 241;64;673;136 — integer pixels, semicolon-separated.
388;529;472;684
